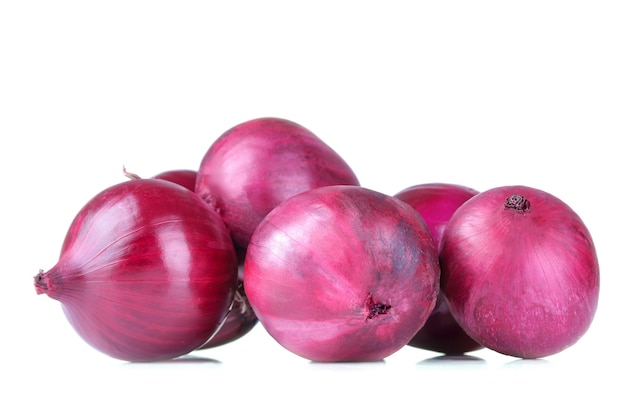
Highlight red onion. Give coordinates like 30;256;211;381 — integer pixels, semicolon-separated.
244;185;440;362
394;183;483;355
195;117;360;249
123;167;197;192
34;179;238;362
151;169;197;192
439;185;600;359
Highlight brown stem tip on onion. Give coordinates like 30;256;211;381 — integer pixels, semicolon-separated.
34;179;239;362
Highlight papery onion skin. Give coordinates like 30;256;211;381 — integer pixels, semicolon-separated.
394;183;483;355
195;117;360;249
244;185;440;362
34;179;238;362
439;185;600;359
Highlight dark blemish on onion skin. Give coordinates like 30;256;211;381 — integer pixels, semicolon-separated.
365;293;391;321
504;195;531;214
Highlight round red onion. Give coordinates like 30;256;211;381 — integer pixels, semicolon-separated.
34;179;238;362
195;117;360;249
394;183;483;355
244;185;440;362
439;185;600;359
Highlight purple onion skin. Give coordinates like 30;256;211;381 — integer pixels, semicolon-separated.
123;168;197;192
197;264;258;349
195;117;360;249
394;183;483;355
244;185;440;362
395;183;479;247
439;185;600;359
147;168;259;349
34;179;238;362
153;169;197;192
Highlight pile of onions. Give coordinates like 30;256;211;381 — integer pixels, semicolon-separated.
394;183;483;355
439;185;600;359
34;179;238;362
243;185;440;362
34;116;601;362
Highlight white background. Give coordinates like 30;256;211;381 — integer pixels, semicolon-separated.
1;1;624;415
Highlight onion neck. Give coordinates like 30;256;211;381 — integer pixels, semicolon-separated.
34;269;49;295
504;194;530;214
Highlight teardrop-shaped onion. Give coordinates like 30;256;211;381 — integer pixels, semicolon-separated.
439;185;600;359
34;179;238;362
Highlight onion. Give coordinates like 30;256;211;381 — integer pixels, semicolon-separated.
439;185;600;359
123;167;197;192
151;169;197;192
195;117;360;249
244;185;440;362
34;179;238;362
394;183;483;355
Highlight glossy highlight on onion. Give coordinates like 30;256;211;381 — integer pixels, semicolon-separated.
34;179;239;362
124;166;259;348
195;117;360;249
439;185;600;359
394;183;483;355
244;185;440;362
124;167;259;349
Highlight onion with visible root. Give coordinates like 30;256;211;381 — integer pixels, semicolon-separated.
34;179;239;362
244;185;440;362
439;185;600;359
